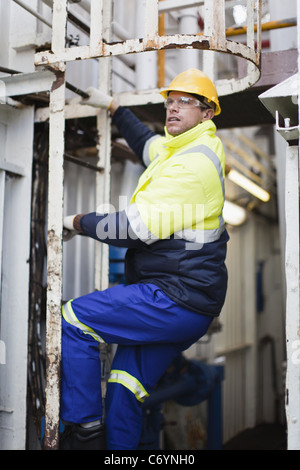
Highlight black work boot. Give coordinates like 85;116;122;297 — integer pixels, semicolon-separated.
60;423;106;450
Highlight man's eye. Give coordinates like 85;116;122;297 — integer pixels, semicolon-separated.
179;98;190;105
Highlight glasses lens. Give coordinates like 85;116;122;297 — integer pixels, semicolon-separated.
179;97;196;107
165;97;203;109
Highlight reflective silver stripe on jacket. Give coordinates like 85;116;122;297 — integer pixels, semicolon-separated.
62;300;105;343
125;202;159;245
176;226;224;247
108;369;150;403
142;135;160;167
127;202;225;246
178;144;225;199
177;143;225;241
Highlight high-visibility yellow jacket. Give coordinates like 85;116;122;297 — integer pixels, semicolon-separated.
80;107;229;316
128;119;226;244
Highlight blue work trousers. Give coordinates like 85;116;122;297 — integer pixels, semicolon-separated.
61;283;212;450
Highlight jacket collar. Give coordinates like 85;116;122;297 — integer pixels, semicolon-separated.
163;119;216;149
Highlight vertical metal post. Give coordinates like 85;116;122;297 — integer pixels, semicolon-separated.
0;171;5;313
90;0;103;57
43;0;67;450
202;0;226;79
94;0;113;292
178;6;201;70
243;218;257;429
158;0;166;88
246;0;262;85
136;0;158;90
144;0;159;37
285;144;300;449
285;0;300;450
44;69;66;450
93;0;113;414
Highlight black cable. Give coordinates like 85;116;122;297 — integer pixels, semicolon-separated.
27;123;49;441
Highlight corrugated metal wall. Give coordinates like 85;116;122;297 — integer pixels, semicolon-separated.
62;160;96;301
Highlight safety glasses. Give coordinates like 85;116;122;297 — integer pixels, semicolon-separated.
164;96;211;110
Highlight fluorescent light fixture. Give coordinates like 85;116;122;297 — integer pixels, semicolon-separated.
223;200;247;226
227;169;270;202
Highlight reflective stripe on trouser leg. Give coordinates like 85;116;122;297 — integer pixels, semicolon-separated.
62;300;106;343
61;302;104;424
104;342;190;450
108;370;150;403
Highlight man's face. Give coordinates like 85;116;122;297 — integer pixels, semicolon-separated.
165;91;214;136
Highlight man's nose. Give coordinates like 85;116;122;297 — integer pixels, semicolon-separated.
168;101;179;111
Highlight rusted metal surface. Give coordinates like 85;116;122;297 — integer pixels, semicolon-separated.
43;89;65;449
35;33;261;97
35;33;259;66
43;15;66;444
43;0;68;449
43;66;66;449
43;231;62;450
35;0;262;97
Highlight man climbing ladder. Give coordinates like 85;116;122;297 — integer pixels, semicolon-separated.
60;69;228;450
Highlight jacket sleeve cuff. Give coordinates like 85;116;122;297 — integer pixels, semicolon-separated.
79;210;147;248
74;214;85;232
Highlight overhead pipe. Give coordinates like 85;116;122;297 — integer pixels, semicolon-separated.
225;17;297;37
12;0;52;28
41;0;90;13
178;6;200;70
158;0;166;88
135;0;157;91
13;0;91;42
0;65;88;100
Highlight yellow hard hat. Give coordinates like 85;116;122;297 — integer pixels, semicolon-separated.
160;68;221;116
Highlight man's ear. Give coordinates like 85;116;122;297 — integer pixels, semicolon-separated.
203;108;215;121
